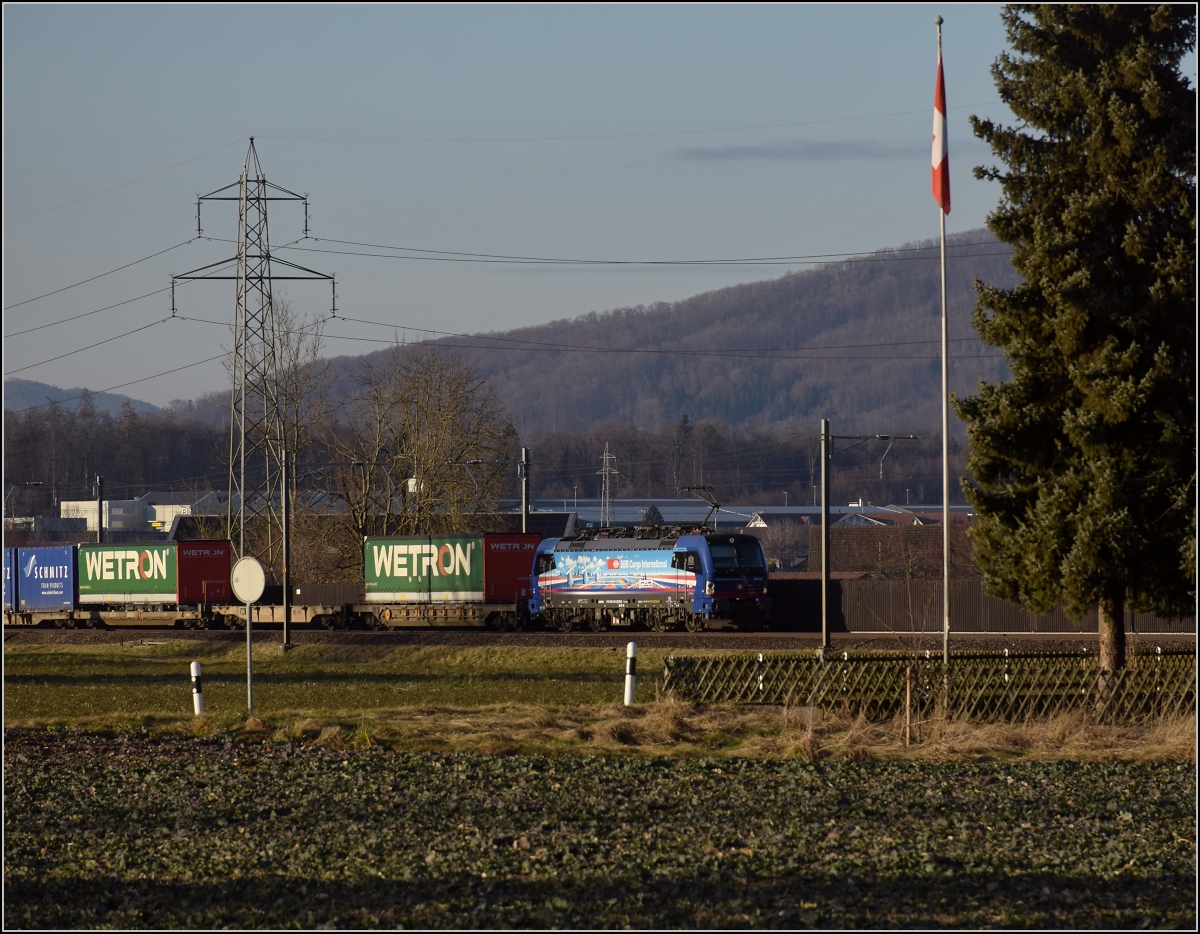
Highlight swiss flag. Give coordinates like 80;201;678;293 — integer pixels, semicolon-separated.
931;56;950;214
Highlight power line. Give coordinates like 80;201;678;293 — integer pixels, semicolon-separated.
180;312;1000;361
279;240;1010;267
294;235;1001;266
318;329;1002;362
3;239;196;310
4;316;178;377
181;313;996;361
4;138;246;225
5;288;170;338
6;352;229;414
260;102;999;144
5;260;237;339
4;232;1000;338
335;314;988;355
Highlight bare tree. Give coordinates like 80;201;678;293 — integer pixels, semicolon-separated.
672;414;692;490
323;344;517;539
762;519;804;571
273;299;333;474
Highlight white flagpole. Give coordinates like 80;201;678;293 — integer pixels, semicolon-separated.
936;16;950;665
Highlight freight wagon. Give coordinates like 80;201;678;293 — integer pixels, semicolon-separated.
2;534;543;632
6;531;772;633
4;542;233;628
530;530;770;632
3;547;16;614
358;533;540;630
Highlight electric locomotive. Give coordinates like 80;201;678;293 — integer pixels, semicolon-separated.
529;529;769;632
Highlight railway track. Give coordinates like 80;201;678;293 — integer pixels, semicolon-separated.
4;626;1193;653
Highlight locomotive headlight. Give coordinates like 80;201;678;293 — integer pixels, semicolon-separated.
705;580;715;596
762;583;768;595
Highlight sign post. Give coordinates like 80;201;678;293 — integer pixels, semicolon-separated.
230;556;266;713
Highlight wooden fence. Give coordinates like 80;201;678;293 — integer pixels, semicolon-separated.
662;647;1196;723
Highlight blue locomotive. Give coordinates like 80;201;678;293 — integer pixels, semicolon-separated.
529;530;769;632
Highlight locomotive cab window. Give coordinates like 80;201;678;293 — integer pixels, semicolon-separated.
672;552;700;573
707;538;767;573
536;554;556;575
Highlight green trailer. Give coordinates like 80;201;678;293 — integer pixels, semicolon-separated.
77;544;177;605
363;535;484;603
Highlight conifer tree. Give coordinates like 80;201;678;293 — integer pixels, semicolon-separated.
956;5;1195;669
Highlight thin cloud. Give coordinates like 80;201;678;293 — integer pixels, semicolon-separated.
672;137;926;161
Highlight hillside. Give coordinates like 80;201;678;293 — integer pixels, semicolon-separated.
327;229;1019;435
3;230;1019;508
3;379;162;417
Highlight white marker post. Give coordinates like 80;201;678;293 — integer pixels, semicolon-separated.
230;556;266;713
191;661;204;715
624;641;638;706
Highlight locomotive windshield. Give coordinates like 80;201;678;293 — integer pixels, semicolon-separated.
706;537;767;574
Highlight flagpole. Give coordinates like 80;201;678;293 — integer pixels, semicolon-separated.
936;15;951;665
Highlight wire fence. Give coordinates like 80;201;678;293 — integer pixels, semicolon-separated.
662;647;1196;724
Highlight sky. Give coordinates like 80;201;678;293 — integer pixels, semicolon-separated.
4;4;1028;409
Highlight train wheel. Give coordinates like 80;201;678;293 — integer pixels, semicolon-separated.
589;615;608;633
558;616;576;633
649;616;670;633
685;615;705;633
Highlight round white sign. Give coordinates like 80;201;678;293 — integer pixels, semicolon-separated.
230;556;266;604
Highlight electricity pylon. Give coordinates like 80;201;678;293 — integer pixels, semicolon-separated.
597;443;618;528
173;137;335;563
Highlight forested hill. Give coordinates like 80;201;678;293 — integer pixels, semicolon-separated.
331;229;1020;436
3;379;162;417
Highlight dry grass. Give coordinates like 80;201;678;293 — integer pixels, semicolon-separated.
6;634;1191;761
85;701;1194;762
